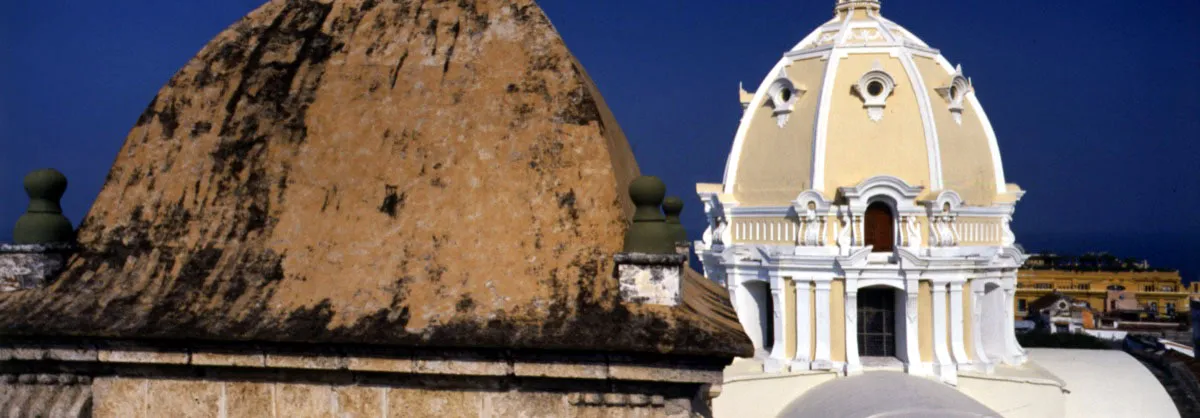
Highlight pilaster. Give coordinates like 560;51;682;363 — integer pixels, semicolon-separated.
903;282;924;376
1002;275;1027;365
811;280;834;370
844;280;861;375
765;271;789;372
948;281;971;370
930;281;955;384
792;278;812;371
970;287;994;373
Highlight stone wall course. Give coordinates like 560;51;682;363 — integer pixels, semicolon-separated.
225;381;274;417
145;379;221;418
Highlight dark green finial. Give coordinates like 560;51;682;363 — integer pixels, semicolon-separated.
662;196;687;245
623;176;675;254
13;168;74;244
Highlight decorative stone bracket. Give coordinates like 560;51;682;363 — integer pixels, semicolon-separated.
614;253;686;307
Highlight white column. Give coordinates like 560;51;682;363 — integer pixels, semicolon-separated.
844;281;861;375
812;281;834;370
931;281;955;383
765;272;789;372
949;281;971;369
970;287;994;373
903;283;924;376
1003;276;1027;365
793;279;812;370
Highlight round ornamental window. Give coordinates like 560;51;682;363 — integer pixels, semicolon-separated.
867;80;884;96
949;85;959;100
780;88;792;102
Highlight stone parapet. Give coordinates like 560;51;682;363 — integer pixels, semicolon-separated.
0;338;726;417
615;252;686;306
0;340;726;386
0;243;73;292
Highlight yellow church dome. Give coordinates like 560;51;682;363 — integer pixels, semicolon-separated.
722;0;1019;207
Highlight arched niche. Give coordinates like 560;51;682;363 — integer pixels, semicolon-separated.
737;281;775;358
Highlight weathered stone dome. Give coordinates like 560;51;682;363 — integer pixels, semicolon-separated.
0;0;750;357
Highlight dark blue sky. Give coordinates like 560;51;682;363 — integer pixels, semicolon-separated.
2;1;1198;280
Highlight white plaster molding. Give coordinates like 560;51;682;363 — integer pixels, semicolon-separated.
904;216;922;248
934;65;972;125
696;192;728;253
1000;215;1016;247
931;190;963;212
766;67;805;128
836;209;853;254
835;247;873;272
839;176;925;215
852;61;896;122
895;48;945;191
809;41;849;193
791;190;833;214
855;278;906;291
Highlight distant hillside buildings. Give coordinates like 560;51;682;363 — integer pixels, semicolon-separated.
1018;253;1191;322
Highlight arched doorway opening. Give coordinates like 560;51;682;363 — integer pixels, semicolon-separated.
980;283;1007;361
738;281;774;358
864;201;895;252
858;286;899;357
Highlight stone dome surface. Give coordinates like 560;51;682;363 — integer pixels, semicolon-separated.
0;0;751;357
724;0;1017;207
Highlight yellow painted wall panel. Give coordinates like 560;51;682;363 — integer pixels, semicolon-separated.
733;57;827;205
831;279;846;363
919;281;933;362
823;54;931;192
911;56;997;205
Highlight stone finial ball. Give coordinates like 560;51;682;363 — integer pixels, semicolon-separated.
23;168;68;201
628;176;666;206
662;197;683;215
